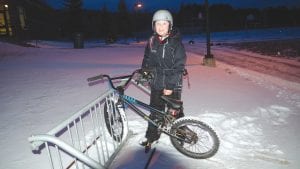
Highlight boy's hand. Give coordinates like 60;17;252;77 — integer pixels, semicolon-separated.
163;89;173;95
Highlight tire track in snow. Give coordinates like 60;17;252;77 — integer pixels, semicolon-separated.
186;45;300;83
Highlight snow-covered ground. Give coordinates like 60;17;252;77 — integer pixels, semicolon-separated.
1;27;300;169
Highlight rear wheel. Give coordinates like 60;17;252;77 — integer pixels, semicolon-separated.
104;99;124;142
170;117;219;159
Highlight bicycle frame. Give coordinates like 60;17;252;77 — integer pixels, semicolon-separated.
87;70;220;159
117;89;181;140
87;70;179;138
119;93;166;128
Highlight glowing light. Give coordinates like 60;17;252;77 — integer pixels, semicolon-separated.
135;2;143;10
4;4;8;8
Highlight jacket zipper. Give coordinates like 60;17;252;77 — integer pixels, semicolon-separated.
162;43;166;58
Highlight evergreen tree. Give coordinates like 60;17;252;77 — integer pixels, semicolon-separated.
100;5;117;42
63;0;84;37
99;5;110;38
117;0;132;37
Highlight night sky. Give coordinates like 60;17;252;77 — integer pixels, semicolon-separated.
45;0;300;12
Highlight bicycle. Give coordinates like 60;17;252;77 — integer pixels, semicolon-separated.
87;69;219;159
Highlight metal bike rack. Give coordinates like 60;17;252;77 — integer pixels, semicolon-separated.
28;81;130;169
131;80;151;94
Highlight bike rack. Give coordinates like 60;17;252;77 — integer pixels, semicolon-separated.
28;80;131;169
131;80;151;95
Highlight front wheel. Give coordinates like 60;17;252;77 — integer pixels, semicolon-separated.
104;99;125;142
170;117;219;159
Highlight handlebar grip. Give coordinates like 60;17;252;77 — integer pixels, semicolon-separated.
87;75;104;82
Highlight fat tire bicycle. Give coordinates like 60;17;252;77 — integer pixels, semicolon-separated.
87;69;219;159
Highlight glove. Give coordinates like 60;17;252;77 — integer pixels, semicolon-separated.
136;69;153;85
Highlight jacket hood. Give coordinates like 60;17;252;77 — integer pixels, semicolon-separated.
169;27;182;40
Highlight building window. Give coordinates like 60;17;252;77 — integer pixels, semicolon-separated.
0;4;12;36
0;13;6;35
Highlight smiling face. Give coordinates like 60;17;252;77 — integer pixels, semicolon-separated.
154;20;170;37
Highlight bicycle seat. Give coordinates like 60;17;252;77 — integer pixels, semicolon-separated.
161;96;183;109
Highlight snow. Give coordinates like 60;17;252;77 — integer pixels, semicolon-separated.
1;27;300;169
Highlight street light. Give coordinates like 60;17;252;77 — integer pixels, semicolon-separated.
134;1;143;11
134;1;143;42
135;2;143;9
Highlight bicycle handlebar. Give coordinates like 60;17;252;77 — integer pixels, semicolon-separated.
87;68;187;90
87;69;142;90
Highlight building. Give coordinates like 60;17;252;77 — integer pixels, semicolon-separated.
0;0;57;39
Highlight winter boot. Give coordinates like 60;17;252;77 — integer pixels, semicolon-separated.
139;139;152;153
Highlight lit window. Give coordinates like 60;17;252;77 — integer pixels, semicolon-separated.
0;13;6;35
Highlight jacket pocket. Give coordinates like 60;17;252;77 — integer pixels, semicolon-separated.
163;46;175;68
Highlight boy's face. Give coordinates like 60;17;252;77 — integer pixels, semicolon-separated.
154;20;170;37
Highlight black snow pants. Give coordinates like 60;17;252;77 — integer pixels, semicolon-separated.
145;89;184;143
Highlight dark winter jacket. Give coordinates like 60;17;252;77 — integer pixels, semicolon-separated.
142;28;187;90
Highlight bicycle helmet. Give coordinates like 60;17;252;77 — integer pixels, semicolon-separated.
152;9;173;31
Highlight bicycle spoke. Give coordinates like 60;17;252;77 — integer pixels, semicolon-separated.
170;118;219;159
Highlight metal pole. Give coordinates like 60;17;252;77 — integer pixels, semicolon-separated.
205;0;211;58
203;0;216;67
134;2;143;42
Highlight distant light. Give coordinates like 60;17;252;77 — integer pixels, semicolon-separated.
4;4;8;8
135;2;143;9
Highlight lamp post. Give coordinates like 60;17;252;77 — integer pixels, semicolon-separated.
134;1;143;42
203;0;216;67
